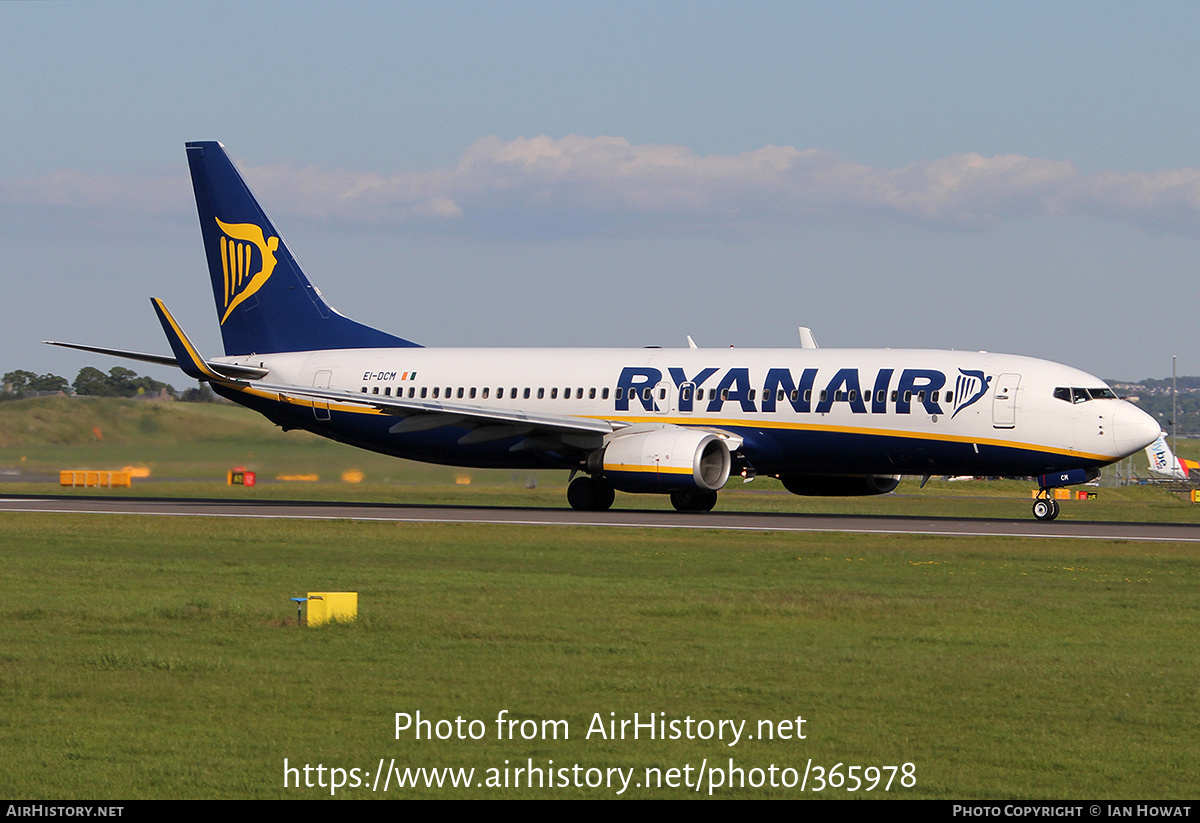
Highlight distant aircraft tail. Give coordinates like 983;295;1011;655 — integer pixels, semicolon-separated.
1145;431;1195;480
185;141;420;356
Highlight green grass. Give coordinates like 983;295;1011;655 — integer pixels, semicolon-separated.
2;397;1199;798
0;513;1196;799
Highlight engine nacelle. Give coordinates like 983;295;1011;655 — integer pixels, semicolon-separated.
778;474;901;496
596;428;731;494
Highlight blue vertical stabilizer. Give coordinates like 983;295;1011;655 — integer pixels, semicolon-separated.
185;141;420;356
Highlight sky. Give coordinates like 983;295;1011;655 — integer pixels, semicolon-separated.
4;1;1200;387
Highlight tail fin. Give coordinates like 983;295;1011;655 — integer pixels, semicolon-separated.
1145;431;1190;479
185;141;420;356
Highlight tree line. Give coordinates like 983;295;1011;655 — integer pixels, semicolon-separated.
2;367;216;403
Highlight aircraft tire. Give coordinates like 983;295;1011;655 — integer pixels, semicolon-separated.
1033;499;1049;520
595;477;615;511
1032;498;1060;521
568;476;614;511
670;490;718;512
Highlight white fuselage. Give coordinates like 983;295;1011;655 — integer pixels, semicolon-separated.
214;345;1159;478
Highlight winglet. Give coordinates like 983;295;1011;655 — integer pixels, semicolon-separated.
150;298;231;383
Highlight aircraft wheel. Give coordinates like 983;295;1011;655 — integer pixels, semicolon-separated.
568;476;614;511
670;490;718;512
596;478;615;511
1032;497;1057;521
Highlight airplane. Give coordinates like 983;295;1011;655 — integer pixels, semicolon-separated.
47;141;1162;522
1145;431;1198;481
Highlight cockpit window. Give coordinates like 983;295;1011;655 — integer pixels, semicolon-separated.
1055;386;1118;403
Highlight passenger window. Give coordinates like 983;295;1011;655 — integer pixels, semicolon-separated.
372;386;379;395
433;387;440;398
602;388;610;400
361;387;367;393
551;388;558;399
589;388;596;399
644;388;653;401
790;390;798;402
615;388;623;400
538;388;545;399
469;387;477;399
577;388;584;399
481;388;488;399
682;387;692;401
944;392;952;403
408;387;415;398
420;387;428;398
384;387;391;396
524;388;531;399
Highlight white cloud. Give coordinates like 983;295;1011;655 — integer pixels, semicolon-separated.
0;168;188;215
5;137;1200;235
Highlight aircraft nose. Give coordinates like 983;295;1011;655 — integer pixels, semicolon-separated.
1112;401;1161;457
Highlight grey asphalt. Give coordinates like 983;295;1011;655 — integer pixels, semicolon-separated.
2;493;1199;542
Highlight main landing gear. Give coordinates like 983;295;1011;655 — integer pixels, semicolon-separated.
567;475;615;511
669;491;717;512
1032;493;1060;522
566;476;719;513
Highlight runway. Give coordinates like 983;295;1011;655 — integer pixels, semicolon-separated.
3;493;1200;542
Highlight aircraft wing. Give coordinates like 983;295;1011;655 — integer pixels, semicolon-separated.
50;299;615;448
43;340;270;381
255;380;619;445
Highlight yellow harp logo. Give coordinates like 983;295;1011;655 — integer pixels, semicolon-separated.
216;218;280;324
